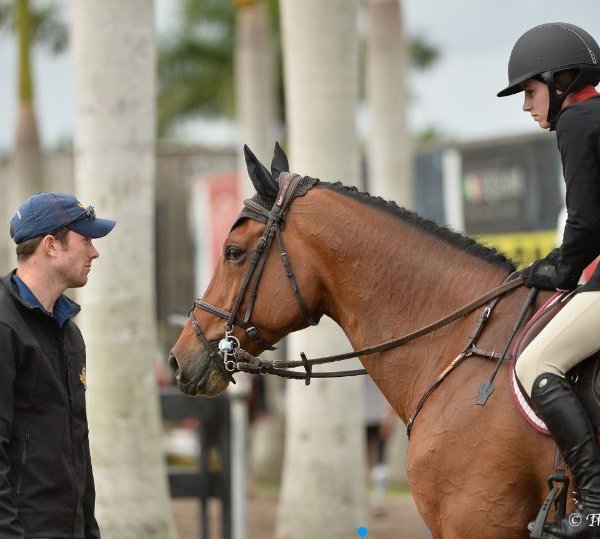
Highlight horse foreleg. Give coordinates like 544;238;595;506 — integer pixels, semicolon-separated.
407;437;546;538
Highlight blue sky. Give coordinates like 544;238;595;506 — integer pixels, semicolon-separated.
1;0;600;152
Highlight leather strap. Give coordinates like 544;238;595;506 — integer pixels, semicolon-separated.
226;274;525;390
275;276;524;368
189;309;237;383
194;172;317;350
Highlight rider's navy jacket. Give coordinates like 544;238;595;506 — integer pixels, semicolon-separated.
550;94;600;291
0;271;100;539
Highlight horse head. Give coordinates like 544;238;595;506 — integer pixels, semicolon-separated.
169;143;323;397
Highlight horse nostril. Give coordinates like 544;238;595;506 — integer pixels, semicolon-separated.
168;352;180;376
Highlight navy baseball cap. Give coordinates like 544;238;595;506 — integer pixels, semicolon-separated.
10;192;116;244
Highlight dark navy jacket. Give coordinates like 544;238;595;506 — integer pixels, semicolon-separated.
0;272;100;538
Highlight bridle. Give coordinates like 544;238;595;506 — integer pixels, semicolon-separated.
188;169;525;374
186;171;530;435
189;172;318;375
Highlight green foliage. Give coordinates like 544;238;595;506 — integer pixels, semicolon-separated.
409;34;439;70
29;2;67;52
413;126;450;147
0;0;67;52
1;0;67;103
157;0;235;136
157;0;440;137
0;4;9;32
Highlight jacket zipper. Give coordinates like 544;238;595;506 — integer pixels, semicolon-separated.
16;431;30;495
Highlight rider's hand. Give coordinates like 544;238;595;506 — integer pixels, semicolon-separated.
521;260;557;290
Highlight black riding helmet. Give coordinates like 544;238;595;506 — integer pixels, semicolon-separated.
498;22;600;130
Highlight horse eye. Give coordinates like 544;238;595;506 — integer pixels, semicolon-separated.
225;246;245;261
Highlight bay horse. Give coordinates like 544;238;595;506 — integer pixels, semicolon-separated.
169;145;558;538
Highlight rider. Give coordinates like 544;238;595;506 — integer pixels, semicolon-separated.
498;22;600;538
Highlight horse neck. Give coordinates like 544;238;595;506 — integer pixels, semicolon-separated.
297;188;512;421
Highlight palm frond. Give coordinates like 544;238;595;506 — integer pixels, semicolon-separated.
31;4;68;53
184;0;234;26
0;1;68;53
0;1;14;34
409;35;439;70
157;0;236;135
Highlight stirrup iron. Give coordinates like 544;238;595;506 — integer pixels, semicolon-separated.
529;472;570;539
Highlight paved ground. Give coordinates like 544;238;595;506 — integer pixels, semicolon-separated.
172;486;431;539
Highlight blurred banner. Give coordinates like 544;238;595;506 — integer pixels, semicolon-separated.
476;231;599;281
192;172;241;294
476;230;556;269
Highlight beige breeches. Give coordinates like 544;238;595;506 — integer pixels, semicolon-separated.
515;291;600;397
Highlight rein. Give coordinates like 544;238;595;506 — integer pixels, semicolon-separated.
229;275;524;382
275;276;523;368
189;172;530;436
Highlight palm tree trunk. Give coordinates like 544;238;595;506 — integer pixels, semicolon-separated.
366;0;412;207
7;0;43;268
365;0;411;490
71;1;177;537
234;0;276;197
277;2;366;537
16;0;33;106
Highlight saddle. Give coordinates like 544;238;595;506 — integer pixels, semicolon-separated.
511;290;600;433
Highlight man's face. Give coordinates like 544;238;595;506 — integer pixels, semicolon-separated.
521;79;551;129
54;230;100;288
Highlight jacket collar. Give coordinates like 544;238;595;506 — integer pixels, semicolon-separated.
1;270;81;325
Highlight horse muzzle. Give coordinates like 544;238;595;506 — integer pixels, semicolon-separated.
168;348;230;397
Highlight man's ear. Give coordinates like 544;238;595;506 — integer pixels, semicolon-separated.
40;234;61;257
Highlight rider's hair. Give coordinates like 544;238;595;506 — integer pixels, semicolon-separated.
554;69;578;92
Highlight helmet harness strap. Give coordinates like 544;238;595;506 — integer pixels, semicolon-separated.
542;66;600;130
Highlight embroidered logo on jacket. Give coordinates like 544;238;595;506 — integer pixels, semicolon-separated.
80;367;87;389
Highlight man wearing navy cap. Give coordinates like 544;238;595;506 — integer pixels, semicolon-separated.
0;193;115;538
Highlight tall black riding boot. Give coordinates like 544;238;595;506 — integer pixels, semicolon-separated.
531;373;600;539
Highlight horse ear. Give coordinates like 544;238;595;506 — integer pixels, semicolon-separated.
243;145;278;200
271;141;289;180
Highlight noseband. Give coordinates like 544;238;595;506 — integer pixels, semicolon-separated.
189;172;318;372
185;172;533;438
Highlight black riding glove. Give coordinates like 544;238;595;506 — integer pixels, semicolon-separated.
521;259;557;290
